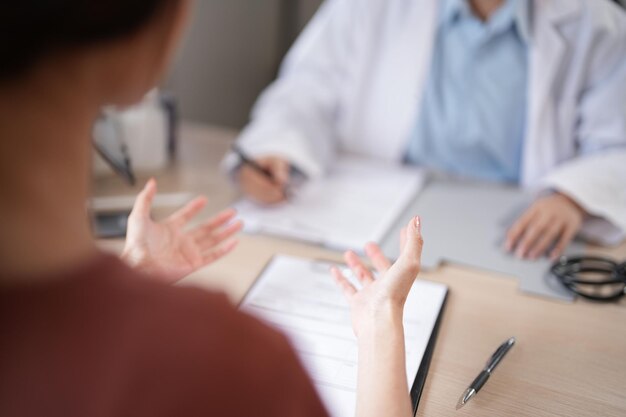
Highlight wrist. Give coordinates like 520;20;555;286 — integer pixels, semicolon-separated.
121;246;150;271
357;302;405;342
556;192;587;216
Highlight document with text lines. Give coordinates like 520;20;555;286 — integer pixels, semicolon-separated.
240;255;448;417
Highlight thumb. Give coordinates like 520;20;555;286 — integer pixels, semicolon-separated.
398;216;423;270
399;227;408;252
131;178;157;218
384;216;423;299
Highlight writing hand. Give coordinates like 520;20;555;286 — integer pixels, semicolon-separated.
122;179;243;283
505;192;585;261
237;156;290;204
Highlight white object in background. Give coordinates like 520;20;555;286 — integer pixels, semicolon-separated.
235;156;426;251
240;255;448;417
93;89;169;177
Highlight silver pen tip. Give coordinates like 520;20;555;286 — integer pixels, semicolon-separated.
456;388;476;410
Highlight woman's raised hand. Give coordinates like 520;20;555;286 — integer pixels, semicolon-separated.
331;216;423;337
122;179;243;283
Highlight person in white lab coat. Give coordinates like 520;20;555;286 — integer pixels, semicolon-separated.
226;0;626;260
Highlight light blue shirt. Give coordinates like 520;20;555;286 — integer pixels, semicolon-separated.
406;0;529;183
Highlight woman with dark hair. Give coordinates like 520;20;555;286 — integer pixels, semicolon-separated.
0;2;425;417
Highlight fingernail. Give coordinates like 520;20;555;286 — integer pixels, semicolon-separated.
414;216;421;232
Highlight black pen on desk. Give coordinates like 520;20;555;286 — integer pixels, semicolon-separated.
231;144;292;199
456;337;516;410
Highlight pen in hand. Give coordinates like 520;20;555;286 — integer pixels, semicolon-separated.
232;144;293;200
456;337;516;410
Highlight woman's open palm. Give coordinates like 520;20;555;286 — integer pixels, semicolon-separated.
122;179;243;283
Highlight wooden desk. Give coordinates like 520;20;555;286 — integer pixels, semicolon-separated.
93;122;626;417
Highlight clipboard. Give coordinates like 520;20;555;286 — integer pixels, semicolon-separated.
410;291;448;415
239;255;448;417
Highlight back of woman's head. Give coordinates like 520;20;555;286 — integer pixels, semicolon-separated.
0;0;171;82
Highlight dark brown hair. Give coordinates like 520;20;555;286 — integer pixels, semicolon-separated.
0;0;170;80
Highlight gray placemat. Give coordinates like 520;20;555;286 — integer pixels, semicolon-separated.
380;179;579;302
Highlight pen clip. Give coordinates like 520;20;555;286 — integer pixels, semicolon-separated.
485;337;515;372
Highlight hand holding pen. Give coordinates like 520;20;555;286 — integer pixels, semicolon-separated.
233;145;292;204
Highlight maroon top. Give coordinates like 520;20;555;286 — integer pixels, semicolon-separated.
0;254;329;417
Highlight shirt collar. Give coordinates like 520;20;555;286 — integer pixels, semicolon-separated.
440;0;472;26
439;0;531;43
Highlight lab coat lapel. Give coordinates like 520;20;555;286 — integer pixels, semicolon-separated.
357;0;439;161
523;0;581;185
391;0;439;159
409;0;440;127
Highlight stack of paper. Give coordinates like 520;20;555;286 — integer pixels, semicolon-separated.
235;157;426;250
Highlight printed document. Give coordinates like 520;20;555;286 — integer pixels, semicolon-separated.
235;157;426;250
240;255;448;417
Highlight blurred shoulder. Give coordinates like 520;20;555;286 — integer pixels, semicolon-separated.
112;264;327;416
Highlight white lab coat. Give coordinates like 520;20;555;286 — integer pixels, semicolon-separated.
228;0;626;243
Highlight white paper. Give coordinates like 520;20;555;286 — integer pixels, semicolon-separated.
240;255;448;417
235;157;426;250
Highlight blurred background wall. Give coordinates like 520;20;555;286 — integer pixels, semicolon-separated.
167;0;625;129
167;0;323;129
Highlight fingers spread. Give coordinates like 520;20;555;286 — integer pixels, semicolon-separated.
191;208;238;239
168;196;208;227
131;178;157;218
344;251;375;285
202;239;239;265
198;220;243;250
364;242;391;273
331;266;357;300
